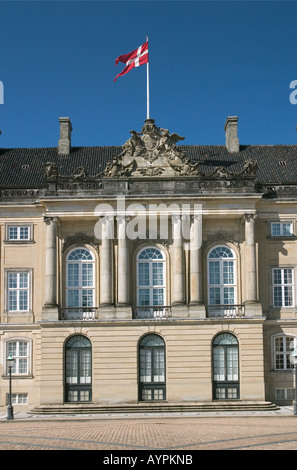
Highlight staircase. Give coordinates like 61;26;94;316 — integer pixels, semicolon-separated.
30;401;280;415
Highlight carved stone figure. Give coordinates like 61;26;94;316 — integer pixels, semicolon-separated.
43;162;59;179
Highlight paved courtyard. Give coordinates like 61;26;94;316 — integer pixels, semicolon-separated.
0;408;297;452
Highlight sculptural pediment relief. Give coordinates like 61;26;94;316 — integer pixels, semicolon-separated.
103;118;201;178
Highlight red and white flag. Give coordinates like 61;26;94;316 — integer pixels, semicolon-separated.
114;41;149;82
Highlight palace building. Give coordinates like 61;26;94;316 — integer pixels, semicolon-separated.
0;115;296;414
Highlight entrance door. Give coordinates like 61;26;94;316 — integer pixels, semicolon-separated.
212;333;239;399
139;334;166;401
65;335;92;402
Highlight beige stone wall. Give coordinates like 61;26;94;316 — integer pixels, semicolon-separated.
0;194;296;410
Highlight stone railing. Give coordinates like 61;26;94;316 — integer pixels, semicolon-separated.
206;305;245;318
59;307;99;321
134;306;172;320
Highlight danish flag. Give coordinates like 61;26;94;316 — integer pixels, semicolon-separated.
114;41;149;82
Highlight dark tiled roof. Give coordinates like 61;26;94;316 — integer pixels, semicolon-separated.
0;144;296;187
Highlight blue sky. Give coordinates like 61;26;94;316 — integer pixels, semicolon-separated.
0;0;297;148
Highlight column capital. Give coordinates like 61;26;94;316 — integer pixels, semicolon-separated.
241;213;257;223
43;216;59;226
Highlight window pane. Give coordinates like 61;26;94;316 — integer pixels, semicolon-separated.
153;263;163;286
283;223;292;236
271;223;281;236
68;290;79;307
153;288;164;306
82;264;93;287
68;264;79;287
8;291;17;311
223;261;234;285
209;287;221;305
209;261;220;285
82;290;93;307
8;273;17;289
224;287;235;305
138;289;150;306
19;227;29;239
213;347;225;381
138;263;149;286
19;290;28;310
227;347;238;380
19;273;28;289
273;286;282;307
140;349;152;382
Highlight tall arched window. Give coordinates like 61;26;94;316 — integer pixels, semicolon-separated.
65;335;92;402
212;332;239;400
138;334;166;401
207;245;237;316
136;247;166;318
66;248;95;308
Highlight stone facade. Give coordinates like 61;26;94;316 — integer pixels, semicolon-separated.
0;116;296;413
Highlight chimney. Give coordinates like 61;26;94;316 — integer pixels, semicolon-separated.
58;117;72;154
224;116;239;153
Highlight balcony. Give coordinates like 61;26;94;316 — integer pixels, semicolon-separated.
59;307;99;321
134;306;172;320
206;305;245;318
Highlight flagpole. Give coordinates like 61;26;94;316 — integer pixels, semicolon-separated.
146;36;149;119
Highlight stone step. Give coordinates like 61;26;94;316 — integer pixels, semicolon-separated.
30;401;280;415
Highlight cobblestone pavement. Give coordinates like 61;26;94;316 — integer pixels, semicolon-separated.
0;407;296;453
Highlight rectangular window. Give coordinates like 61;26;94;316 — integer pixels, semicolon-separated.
271;222;293;237
7;341;29;375
273;268;294;307
274;336;295;370
7;271;30;312
6;224;32;241
6;393;28;405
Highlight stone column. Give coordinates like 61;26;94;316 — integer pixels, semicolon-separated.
117;216;129;305
189;214;206;317
100;217;113;306
244;213;262;316
172;215;185;306
42;217;59;320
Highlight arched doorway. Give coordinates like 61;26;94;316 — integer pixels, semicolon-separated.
65;335;92;402
138;334;166;401
212;332;239;400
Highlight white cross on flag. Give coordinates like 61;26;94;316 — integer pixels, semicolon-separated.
114;41;149;82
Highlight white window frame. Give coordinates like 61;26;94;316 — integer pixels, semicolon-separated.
66;248;95;308
207;245;237;306
272;267;294;308
272;334;295;371
137;247;166;307
5;223;33;242
270;221;294;237
5;339;32;376
6;393;28;405
5;269;32;313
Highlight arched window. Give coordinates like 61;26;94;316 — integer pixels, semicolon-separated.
212;333;239;399
65;335;92;402
66;248;95;308
138;334;166;401
207;245;237;316
136;247;166;318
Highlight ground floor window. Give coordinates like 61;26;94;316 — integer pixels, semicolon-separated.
139;334;166;401
65;335;92;402
212;333;239;400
